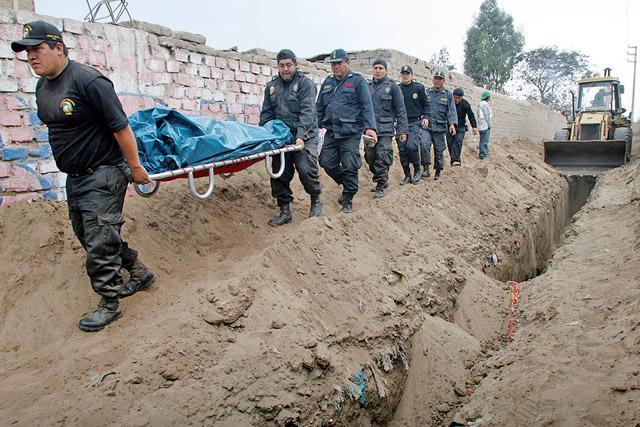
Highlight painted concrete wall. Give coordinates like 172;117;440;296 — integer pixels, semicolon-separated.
0;8;565;207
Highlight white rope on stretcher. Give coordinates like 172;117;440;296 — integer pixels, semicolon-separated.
264;149;287;179
188;166;215;199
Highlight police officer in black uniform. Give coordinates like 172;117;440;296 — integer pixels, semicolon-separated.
447;87;477;166
317;49;377;213
366;59;408;198
399;65;430;184
259;49;322;226
12;21;156;332
424;70;457;180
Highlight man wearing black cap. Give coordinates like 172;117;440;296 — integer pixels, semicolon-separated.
399;65;430;184
260;49;322;226
424;70;457;180
12;21;156;332
317;48;377;213
365;59;408;198
447;87;477;166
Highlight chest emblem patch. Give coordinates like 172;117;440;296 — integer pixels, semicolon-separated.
59;98;75;116
385;87;391;94
269;86;275;96
293;83;298;92
440;97;448;102
413;93;418;99
344;82;354;88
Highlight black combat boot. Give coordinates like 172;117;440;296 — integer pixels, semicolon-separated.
78;298;122;332
374;182;385;199
411;165;422;184
341;194;353;214
268;204;292;226
119;259;156;298
421;168;431;178
400;166;412;185
308;195;323;218
434;169;442;181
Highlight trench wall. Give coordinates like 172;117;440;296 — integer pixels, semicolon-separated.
0;8;565;207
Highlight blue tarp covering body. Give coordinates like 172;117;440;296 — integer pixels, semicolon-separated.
129;107;293;174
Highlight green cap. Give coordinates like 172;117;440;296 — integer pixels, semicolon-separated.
481;90;490;100
433;70;446;79
329;48;348;63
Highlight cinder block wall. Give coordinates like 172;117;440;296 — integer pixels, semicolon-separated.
0;9;565;207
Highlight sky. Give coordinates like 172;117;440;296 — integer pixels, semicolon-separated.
34;0;640;119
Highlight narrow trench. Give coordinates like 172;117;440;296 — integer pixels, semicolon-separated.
388;174;598;427
536;175;597;276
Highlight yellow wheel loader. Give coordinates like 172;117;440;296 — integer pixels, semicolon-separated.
543;68;632;175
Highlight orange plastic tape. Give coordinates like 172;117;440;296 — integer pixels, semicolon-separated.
506;281;520;342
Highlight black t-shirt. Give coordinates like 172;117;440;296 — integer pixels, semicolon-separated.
36;60;129;174
400;80;429;122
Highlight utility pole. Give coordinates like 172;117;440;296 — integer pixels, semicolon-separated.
628;45;637;122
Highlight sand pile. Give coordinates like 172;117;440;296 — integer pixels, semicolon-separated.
1;138;605;426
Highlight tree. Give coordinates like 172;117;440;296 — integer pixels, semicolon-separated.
430;47;456;71
464;0;524;92
512;46;592;111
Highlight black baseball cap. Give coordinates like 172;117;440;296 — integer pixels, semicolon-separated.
329;48;348;63
11;21;64;52
400;65;413;74
276;49;296;62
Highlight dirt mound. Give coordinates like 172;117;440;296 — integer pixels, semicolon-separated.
450;159;640;426
1;140;572;426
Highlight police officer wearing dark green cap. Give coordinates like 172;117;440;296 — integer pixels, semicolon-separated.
366;59;408;198
260;49;322;226
317;49;377;213
12;21;156;332
424;70;457;180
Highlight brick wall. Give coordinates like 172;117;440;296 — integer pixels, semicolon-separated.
0;8;565;208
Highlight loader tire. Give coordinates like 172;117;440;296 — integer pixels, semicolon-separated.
553;129;570;141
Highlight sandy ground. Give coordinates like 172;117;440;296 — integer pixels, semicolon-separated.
0;136;636;426
446;156;640;426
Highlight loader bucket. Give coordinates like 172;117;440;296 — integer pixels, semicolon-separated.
543;139;629;175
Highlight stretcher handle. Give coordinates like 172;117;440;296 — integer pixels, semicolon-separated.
133;181;160;198
264;149;287;179
188;167;215;199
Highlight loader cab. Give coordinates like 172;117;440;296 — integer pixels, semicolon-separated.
576;77;623;116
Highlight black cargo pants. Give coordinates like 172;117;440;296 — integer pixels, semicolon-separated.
364;135;393;188
66;163;138;300
319;131;362;196
270;138;322;207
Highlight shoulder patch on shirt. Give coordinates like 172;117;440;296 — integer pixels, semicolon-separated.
323;84;333;91
60;98;75;116
269;86;275;95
